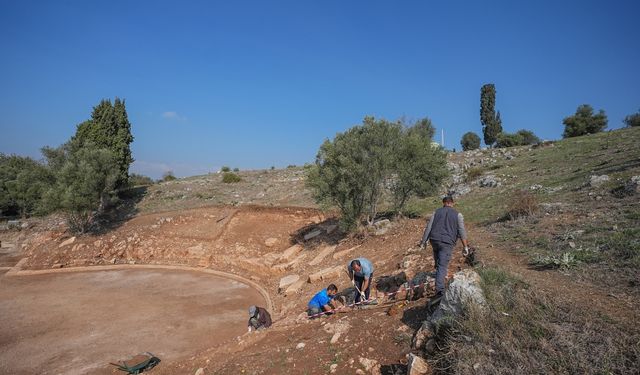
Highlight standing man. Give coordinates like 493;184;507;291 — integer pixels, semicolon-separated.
347;257;375;305
308;284;339;317
419;195;470;299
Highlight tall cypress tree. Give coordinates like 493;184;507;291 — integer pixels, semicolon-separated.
480;84;502;146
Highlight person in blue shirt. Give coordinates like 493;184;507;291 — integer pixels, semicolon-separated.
347;257;375;304
307;284;339;317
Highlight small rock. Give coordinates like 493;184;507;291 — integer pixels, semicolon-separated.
330;363;338;373
568;241;576;249
355;370;365;375
304;229;322;241
52;263;64;269
194;368;204;375
296;342;305;350
264;237;278;247
407;353;430;375
589;174;610;187
358;357;379;373
479;175;501;188
278;275;301;293
58;236;76;248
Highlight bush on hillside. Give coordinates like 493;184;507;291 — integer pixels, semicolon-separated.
515;129;541;145
233;167;239;172
623;110;640;127
162;171;176;182
562;104;608;138
495;132;524;148
507;189;538;219
221;166;231;172
460;132;481;151
222;172;242;183
128;173;154;186
0;153;54;217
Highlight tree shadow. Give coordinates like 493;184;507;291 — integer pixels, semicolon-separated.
91;186;147;235
289;217;346;246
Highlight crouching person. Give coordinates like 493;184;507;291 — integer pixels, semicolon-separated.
307;284;339;318
247;305;272;332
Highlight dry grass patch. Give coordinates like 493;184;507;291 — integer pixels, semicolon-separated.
432;267;640;374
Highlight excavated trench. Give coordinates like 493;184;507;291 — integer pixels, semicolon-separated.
0;267;270;375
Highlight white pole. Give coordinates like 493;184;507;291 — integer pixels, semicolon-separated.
441;129;444;147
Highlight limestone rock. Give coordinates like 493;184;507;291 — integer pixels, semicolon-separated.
280;244;303;262
296;342;305;350
284;279;306;296
407;353;430;375
333;245;361;259
479;175;501;188
431;269;486;323
412;321;434;350
358;357;380;374
278;275;300;293
309;245;337;266
303;229;322;241
264;237;278;247
372;219;391;236
58;236;76;248
308;266;343;283
588;174;610;187
194;368;204;375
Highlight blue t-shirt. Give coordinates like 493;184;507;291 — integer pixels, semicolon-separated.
347;257;374;278
308;289;333;309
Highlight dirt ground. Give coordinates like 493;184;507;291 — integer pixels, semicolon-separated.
0;268;266;375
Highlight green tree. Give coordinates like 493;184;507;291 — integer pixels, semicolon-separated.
43;146;119;233
480;84;503;146
562;104;608;138
460;132;481;151
0;154;54;217
307;116;448;230
623;109;640;127
515;129;541;145
391;121;448;212
307;117;402;230
128;173;155;186
73;98;134;188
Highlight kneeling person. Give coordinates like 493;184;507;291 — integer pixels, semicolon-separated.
248;305;272;332
307;284;339;317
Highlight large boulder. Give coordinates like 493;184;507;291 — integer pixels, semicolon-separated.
431;269;486;324
478;175;501;188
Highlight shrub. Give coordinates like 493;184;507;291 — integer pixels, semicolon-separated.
233;167;239;172
507;189;538;219
465;167;484;181
562;104;608;138
222;172;242;183
0;153;54;217
221;166;231;172
460;132;481;151
515;129;541;145
623;110;640;127
270;166;275;170
495;132;524;148
162;171;177;182
128;173;154;186
287;164;297;168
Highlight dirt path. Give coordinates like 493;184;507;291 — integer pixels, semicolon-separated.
0;268;267;375
473;228;638;326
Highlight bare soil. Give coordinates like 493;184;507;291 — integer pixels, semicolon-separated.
0;268;265;375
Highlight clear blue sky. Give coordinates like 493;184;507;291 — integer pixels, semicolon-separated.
1;1;638;179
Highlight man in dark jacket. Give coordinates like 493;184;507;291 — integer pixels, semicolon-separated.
419;195;470;298
247;305;272;332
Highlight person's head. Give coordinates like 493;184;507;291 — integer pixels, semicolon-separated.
327;284;338;296
350;259;362;273
442;195;454;207
248;305;257;317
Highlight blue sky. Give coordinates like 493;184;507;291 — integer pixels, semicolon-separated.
1;1;638;179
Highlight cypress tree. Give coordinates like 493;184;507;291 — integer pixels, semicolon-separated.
480;84;503;146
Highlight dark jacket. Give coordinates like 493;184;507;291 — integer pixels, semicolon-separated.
421;206;467;245
248;306;272;330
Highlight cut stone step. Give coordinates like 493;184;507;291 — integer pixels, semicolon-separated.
309;245;337;266
308;266;343;283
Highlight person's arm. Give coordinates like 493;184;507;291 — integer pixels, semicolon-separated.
361;277;370;297
420;215;435;246
457;213;470;251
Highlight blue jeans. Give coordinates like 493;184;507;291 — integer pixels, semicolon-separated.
431;240;453;293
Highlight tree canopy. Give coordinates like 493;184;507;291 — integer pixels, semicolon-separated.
460;132;481;151
562;104;607;138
